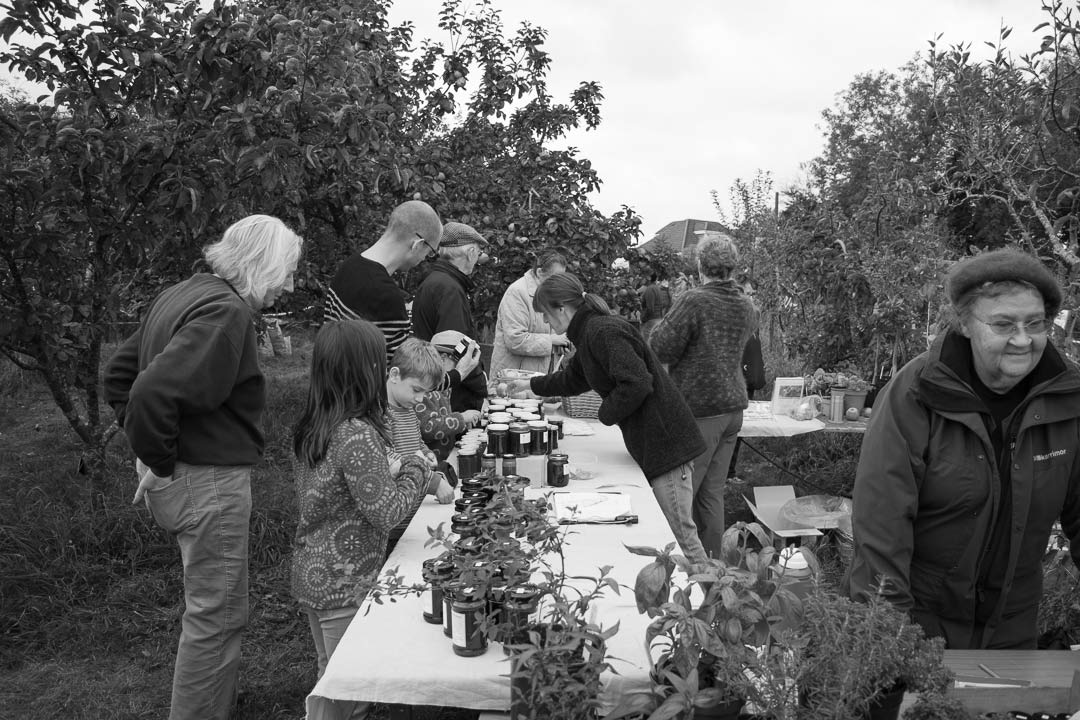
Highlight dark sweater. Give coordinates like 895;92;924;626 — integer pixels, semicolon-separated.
103;274;265;477
325;253;412;362
411;260;486;412
650;280;757;417
531;308;704;482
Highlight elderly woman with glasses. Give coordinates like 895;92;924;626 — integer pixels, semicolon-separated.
845;248;1080;650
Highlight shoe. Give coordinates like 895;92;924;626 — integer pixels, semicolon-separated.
727;476;746;484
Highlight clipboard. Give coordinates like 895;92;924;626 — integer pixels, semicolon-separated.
549;491;637;524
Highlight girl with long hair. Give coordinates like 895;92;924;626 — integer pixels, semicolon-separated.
506;272;710;565
290;320;429;719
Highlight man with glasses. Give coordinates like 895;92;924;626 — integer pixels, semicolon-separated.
411;221;491;411
325;201;480;382
846;248;1080;650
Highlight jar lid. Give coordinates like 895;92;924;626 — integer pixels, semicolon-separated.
507;583;541;601
527;420;548;428
459;447;477;455
487;423;510;431
509;422;529;430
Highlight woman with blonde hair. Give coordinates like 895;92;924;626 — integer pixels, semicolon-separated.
104;214;302;720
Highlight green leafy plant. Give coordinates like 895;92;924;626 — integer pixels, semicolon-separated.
1037;526;1080;648
796;584;952;719
607;522;808;720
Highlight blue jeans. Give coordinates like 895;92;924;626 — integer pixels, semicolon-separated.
145;463;252;720
304;606;369;720
692;412;743;558
650;461;708;565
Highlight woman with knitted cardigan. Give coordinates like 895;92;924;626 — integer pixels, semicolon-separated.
505;272;709;565
650;235;757;558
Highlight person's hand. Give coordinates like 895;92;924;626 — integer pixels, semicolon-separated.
134;458;172;505
506;378;532;396
454;341;481;377
462;410;482;427
551;333;570;348
388;455;403;476
414;448;437;469
432;473;455;504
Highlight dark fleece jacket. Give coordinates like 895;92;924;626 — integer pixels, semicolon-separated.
530;308;704;482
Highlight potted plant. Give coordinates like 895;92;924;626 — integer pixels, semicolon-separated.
458;483;619;720
840;373;871;415
606;522;809;720
507;567;619;720
794;583;953;720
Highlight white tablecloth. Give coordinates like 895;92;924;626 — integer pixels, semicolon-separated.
306;419;672;715
740;401;824;438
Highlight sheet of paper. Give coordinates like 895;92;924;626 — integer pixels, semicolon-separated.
551;492;633;523
744;401;774;421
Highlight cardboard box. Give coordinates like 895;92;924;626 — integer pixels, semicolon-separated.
743;485;823;538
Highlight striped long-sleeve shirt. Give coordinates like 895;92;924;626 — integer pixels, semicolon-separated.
325;253;411;362
386;404;431;542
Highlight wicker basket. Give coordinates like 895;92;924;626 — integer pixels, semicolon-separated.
562;390;602;419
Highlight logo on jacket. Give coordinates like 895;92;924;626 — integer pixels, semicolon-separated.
1033;449;1067;462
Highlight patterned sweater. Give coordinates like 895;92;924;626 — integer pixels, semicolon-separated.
414;389;470;464
649;280;757;418
291;419;427;611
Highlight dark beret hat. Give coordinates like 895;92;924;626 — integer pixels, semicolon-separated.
946;248;1062;318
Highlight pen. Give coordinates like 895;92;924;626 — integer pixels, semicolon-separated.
977;663;1000;678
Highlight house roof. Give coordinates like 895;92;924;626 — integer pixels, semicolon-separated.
637;219;733;253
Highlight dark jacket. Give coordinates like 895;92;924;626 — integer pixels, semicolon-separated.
103;274;265;477
531;308;705;482
845;331;1080;649
411;260;486;412
650;280;757;417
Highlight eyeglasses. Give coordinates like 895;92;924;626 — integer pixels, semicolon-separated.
416;233;438;261
976;317;1049;337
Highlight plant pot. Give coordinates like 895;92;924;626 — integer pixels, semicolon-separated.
692;697;744;719
509;624;603;720
864;682;905;720
842;390;867;415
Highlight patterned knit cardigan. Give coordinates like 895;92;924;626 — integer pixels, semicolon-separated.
649;280;758;418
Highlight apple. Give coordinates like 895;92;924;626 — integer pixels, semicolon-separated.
845;407;860;421
862;407;872;418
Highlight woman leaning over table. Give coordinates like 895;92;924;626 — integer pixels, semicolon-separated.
505;272;709;565
844;248;1080;649
291;320;429;720
489;248;572;378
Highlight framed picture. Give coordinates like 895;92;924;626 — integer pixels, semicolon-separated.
770;377;805;416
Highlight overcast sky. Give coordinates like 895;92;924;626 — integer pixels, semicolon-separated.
387;0;1052;241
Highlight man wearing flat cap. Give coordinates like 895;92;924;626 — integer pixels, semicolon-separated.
411;221;490;411
846;247;1080;650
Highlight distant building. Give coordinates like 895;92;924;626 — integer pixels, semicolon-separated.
636;219;733;253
